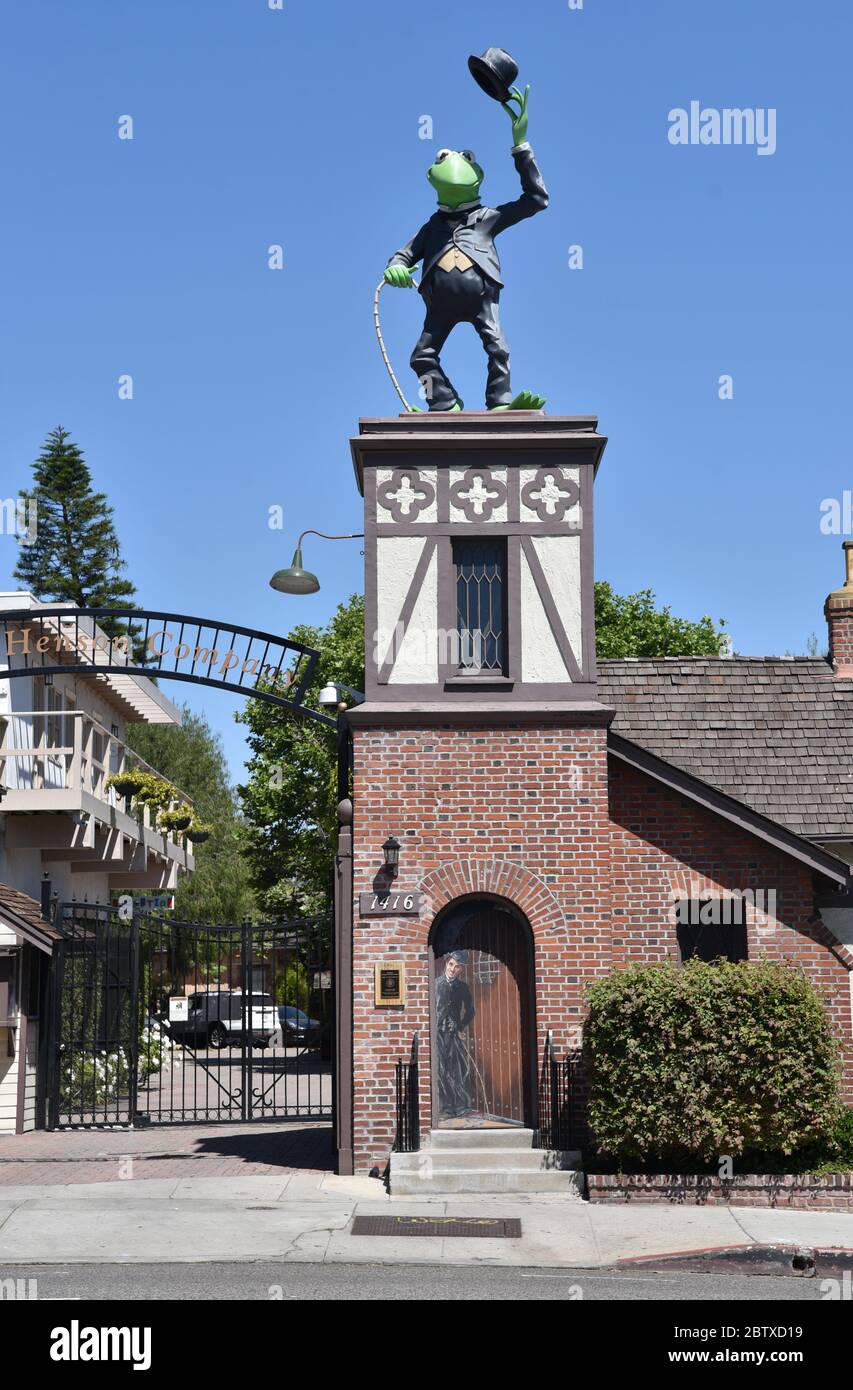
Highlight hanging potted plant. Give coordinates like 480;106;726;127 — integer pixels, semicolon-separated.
159;803;194;834
132;772;174;817
106;767;147;813
186;820;213;845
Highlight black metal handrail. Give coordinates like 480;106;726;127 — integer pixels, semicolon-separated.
534;1030;575;1150
393;1031;420;1153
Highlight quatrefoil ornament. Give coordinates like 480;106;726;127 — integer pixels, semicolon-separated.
520;468;580;522
377;469;436;522
450;469;507;521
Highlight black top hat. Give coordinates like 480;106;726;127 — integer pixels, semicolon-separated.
468;47;519;104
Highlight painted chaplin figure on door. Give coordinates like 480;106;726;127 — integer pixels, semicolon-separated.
435;950;476;1119
384;48;548;413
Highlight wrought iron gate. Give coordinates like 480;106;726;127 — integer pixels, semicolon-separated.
48;904;333;1128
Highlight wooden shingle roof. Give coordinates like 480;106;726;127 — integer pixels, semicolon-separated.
0;883;62;952
598;657;853;841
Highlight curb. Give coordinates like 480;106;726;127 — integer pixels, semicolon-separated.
619;1243;853;1278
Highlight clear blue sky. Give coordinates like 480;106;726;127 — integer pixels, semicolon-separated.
1;0;851;779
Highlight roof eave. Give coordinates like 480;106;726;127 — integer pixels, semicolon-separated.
608;731;851;887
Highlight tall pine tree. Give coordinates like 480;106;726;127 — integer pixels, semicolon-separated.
15;426;137;611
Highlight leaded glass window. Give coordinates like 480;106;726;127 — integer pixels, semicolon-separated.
453;538;507;673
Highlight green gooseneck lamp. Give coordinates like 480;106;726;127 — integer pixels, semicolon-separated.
269;530;363;595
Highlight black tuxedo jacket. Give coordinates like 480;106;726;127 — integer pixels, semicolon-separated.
435;973;476;1032
387;143;548;293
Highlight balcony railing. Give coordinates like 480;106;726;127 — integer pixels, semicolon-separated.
0;710;195;839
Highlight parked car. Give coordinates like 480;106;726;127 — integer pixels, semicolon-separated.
169;991;279;1050
277;1005;322;1048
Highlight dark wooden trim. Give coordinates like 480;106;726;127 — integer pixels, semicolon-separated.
581;466;597;683
437;533;456;686
507;464;520;524
521;535;584;683
35;950;50;1131
375;521;583;537
15;947;30;1134
349;700;615;728
507;534;522;684
334;798;354;1175
353;442;606;494
352;414;607;494
609;733;851;887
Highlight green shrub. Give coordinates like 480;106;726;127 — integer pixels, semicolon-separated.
585;959;841;1164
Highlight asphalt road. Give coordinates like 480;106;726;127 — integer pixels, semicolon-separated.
0;1262;834;1301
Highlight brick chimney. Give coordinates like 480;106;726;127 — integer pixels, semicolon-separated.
825;541;853;676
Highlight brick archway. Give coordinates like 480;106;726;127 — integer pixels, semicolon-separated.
421;859;568;941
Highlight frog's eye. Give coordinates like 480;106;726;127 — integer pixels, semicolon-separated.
435;149;452;163
461;149;476;164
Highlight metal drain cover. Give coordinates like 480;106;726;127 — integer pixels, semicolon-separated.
351;1215;522;1239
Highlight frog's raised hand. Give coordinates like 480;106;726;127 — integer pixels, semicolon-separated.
502;84;530;147
384;264;418;288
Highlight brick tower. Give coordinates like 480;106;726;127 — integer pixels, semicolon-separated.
342;412;612;1178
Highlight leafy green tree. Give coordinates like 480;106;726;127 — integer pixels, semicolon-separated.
593;581;725;658
127;706;255;924
237;595;364;916
274;962;310;1011
15;427;137;611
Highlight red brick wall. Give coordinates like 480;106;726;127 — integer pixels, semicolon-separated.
826;595;853;676
349;725;853;1172
609;759;853;1102
350;720;612;1172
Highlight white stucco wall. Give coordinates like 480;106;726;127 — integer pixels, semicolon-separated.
376;536;438;684
520;535;583;683
0;1031;18;1134
0;965;40;1135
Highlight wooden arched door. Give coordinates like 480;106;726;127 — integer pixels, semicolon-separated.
431;901;533;1129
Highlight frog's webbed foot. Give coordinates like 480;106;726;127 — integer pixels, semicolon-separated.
491;390;546;412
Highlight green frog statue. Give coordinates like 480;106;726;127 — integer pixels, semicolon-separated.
384;50;548;413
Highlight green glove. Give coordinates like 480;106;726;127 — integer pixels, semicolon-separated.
384;264;418;288
502;84;530;147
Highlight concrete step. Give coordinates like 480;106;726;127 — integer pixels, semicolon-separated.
389;1159;585;1197
393;1147;581;1173
428;1128;536;1151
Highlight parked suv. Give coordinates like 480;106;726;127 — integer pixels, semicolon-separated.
171;991;279;1050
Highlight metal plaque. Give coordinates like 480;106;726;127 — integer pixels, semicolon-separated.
374;962;406;1007
359;890;422;917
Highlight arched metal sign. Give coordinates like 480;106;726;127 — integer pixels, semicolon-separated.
0;606;335;726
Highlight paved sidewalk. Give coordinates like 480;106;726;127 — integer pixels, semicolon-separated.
1;1125;852;1270
0;1122;333;1185
1;1172;852;1269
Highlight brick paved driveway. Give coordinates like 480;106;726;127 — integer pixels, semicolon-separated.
0;1121;333;1185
